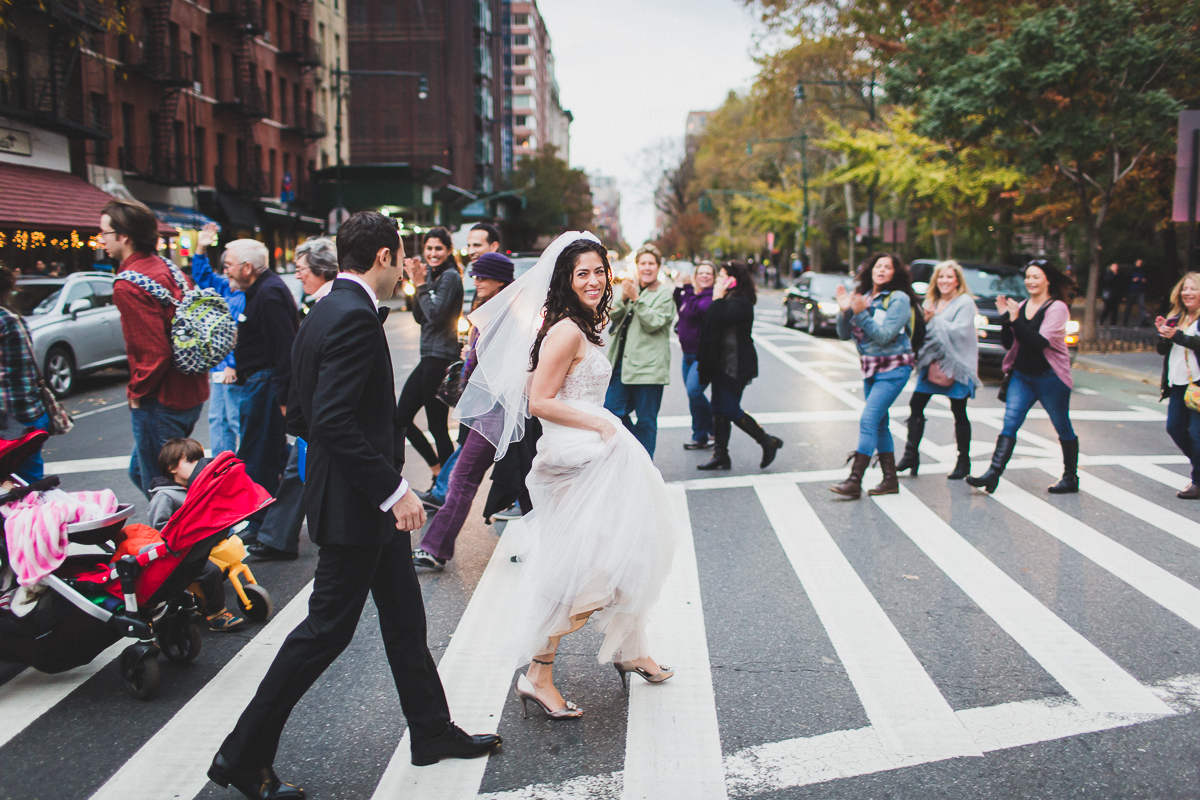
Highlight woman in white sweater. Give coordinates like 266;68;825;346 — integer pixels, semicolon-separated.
896;261;981;479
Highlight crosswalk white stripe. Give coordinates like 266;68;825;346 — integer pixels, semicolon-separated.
873;488;1170;714
754;481;980;757
0;640;125;748
1121;460;1192;492
622;485;727;800
369;521;528;800
752;336;864;410
991;478;1200;633
86;581;315;800
1069;469;1200;551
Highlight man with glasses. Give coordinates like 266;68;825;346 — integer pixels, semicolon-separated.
102;199;209;498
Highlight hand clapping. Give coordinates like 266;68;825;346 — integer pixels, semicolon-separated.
996;295;1020;321
835;284;852;312
849;292;869;315
404;257;427;287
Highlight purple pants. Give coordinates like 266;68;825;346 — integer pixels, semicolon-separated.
419;429;497;560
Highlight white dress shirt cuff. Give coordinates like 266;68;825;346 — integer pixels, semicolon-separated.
379;478;410;512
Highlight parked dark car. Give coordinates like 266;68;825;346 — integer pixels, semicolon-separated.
12;273;127;396
909;259;1078;368
782;272;854;334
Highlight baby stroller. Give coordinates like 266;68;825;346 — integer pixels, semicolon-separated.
0;432;272;699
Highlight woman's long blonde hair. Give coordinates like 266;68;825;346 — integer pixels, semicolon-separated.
925;260;973;306
1168;272;1200;322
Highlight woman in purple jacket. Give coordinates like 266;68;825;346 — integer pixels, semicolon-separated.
673;261;716;449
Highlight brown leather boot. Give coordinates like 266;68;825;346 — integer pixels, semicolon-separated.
1178;483;1200;499
830;452;871;498
868;451;900;496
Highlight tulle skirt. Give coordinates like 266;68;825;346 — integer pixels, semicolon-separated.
513;399;677;665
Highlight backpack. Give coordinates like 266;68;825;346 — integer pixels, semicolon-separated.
116;258;236;375
882;291;926;354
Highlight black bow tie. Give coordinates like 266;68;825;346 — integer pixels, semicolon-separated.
378;307;391;324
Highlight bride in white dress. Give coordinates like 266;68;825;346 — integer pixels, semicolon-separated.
456;233;678;718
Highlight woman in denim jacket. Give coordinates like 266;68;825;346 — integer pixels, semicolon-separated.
831;253;917;498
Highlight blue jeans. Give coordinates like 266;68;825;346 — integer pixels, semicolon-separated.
1000;370;1076;441
129;399;204;499
255;441;305;555
430;444;462;502
208;378;243;455
681;353;713;441
13;412;49;483
711;377;746;421
604;365;665;458
857;366;912;455
1166;385;1200;483
237;369;289;498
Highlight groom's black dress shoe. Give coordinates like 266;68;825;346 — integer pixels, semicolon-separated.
410;723;502;766
208;752;305;799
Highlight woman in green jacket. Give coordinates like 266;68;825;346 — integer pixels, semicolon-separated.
604;243;676;457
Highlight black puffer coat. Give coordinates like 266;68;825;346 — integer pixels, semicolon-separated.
697;294;758;386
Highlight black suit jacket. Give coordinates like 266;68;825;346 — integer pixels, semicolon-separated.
288;279;405;547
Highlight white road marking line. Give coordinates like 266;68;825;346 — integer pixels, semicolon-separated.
1121;460;1192;492
991;478;1200;635
478;673;1198;799
69;402;129;420
86;581;315;800
0;640;126;748
658;410;862;429
369;521;528;800
1069;469;1200;551
622;486;727;800
873;488;1169;715
755;481;980;757
42;455;130;474
753;336;864;409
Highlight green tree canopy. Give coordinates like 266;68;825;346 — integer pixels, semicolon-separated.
502;146;593;251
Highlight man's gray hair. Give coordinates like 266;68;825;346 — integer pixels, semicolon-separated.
295;237;339;280
225;238;270;274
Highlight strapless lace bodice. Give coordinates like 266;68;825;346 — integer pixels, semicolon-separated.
557;342;611;405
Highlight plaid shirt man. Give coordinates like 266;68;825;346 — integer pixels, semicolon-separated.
0;307;45;425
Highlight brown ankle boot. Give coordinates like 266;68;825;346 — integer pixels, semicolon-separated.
868;451;900;496
831;452;871;498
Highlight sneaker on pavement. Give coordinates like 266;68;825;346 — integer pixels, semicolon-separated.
412;548;447;570
416;489;444;510
492;504;522;521
207;608;248;632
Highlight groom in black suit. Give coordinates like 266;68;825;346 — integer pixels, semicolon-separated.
210;212;500;800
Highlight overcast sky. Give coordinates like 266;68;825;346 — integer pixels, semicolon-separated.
536;0;762;247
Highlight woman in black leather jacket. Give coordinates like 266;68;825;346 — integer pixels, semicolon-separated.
1156;272;1200;499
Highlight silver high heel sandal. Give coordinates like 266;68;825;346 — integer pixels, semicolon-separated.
614;661;675;691
515;673;583;720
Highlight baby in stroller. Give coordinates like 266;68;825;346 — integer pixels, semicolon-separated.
149;438;247;632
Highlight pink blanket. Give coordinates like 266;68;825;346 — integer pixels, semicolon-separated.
2;489;119;586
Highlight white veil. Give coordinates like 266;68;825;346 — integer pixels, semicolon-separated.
454;231;601;460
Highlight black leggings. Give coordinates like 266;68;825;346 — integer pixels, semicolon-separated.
396;356;455;467
909;391;969;425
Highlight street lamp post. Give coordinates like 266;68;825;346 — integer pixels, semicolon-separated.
795;72;878;257
329;61;429;225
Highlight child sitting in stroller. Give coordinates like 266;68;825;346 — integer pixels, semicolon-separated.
149;438;246;632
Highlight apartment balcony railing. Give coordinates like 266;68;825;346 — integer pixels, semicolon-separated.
280;35;322;68
215;164;270;196
0;74;110;139
123;47;193;87
214;77;266;118
46;0;106;31
208;0;265;34
118;145;191;185
284;111;326;140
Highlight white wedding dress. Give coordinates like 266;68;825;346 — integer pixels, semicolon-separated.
511;320;677;665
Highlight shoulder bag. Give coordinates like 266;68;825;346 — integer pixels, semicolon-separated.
15;317;73;436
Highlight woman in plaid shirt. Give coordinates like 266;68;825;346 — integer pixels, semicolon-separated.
0;264;48;481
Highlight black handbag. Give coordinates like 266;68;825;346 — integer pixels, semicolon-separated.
997;370;1013;402
436;360;466;407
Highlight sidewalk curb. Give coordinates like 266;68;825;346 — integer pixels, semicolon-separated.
1073;355;1159;385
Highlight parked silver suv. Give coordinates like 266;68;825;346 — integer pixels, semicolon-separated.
12;272;127;396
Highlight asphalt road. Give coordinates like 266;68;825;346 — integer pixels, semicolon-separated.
2;291;1200;800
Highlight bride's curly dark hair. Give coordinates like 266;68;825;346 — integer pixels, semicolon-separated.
529;239;613;371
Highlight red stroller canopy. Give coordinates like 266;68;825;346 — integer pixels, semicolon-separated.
159;452;274;552
0;430;48;480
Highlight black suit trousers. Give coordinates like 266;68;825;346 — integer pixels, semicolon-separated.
220;535;452;767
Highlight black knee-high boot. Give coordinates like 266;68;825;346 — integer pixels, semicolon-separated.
946;418;972;480
896;415;924;475
732;414;784;468
965;435;1016;494
697;417;732;470
1047;438;1079;493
